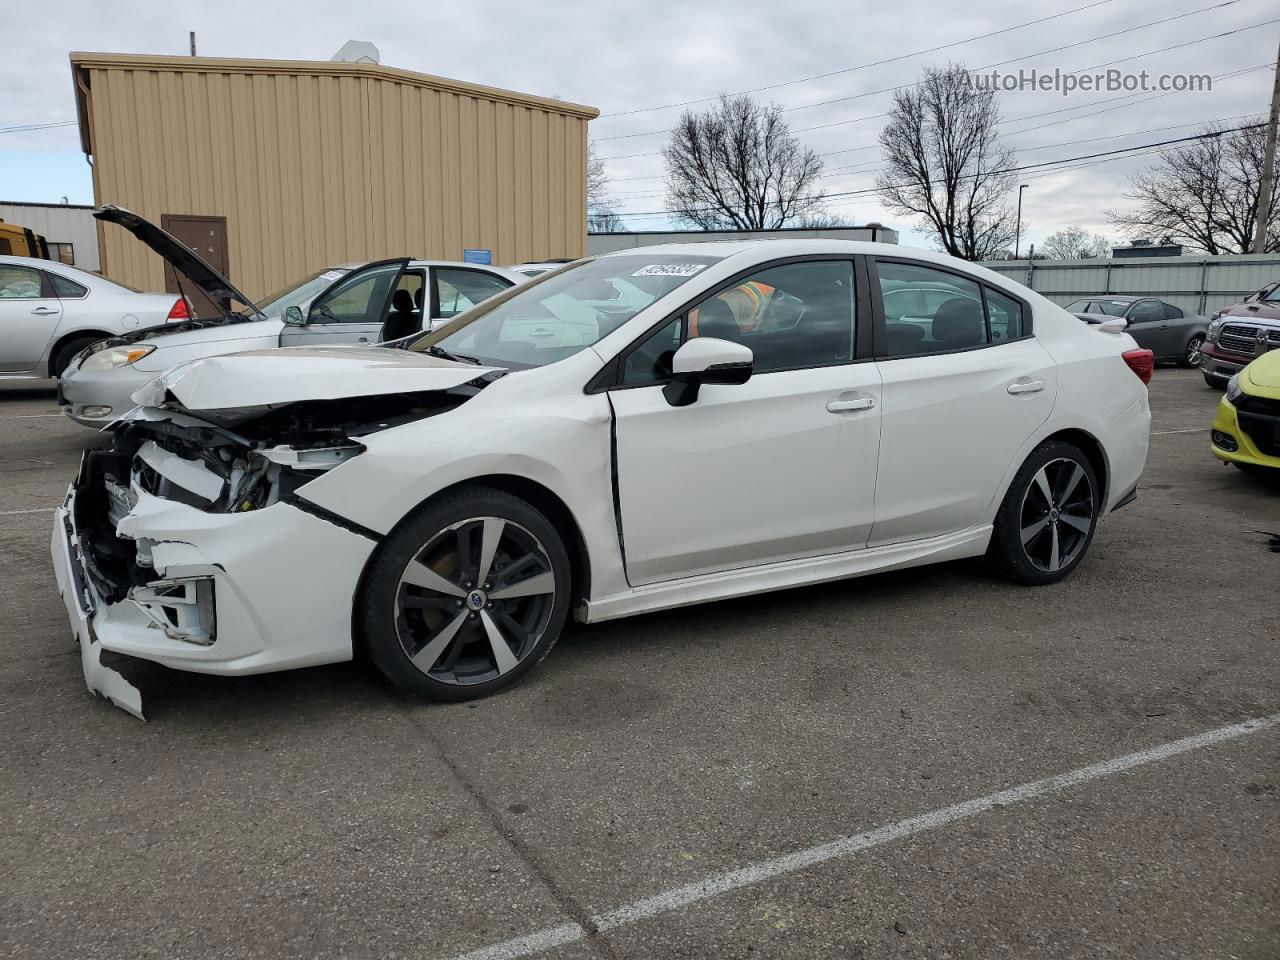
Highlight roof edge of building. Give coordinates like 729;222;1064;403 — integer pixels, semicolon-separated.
68;51;599;122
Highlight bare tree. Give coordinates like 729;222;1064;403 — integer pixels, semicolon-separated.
1107;121;1280;254
663;95;826;229
1042;225;1111;259
588;207;627;233
877;63;1018;261
585;142;627;233
794;212;855;228
587;142;609;208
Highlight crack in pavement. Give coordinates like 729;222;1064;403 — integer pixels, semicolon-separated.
397;697;622;960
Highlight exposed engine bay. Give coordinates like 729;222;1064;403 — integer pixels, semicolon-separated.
73;388;473;605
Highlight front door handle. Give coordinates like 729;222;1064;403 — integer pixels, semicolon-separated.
1007;379;1045;395
827;397;876;413
31;307;59;315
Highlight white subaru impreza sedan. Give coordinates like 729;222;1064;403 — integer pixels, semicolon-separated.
52;242;1152;717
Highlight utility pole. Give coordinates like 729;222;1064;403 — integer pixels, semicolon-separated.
1014;184;1029;259
1253;34;1280;253
189;31;197;56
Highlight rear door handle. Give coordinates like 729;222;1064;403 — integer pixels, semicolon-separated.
31;307;59;315
827;397;876;412
1007;379;1044;395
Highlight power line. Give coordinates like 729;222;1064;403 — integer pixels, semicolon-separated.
0;120;78;135
606;61;1272;202
606;123;1264;219
593;0;1254;142
597;0;1119;119
784;2;1264;115
599;60;1273;175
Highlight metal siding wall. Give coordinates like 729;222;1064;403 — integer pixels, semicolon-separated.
0;204;100;271
84;61;591;297
979;256;1280;315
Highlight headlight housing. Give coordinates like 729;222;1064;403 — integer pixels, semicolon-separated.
1225;373;1243;404
80;344;156;370
1207;318;1223;342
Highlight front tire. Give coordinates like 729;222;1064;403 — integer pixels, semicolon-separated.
50;335;104;379
1203;372;1226;390
989;441;1100;585
358;488;571;702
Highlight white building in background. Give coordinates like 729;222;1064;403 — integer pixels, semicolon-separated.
587;224;899;256
0;201;100;271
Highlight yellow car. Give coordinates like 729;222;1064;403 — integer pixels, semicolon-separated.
1211;348;1280;474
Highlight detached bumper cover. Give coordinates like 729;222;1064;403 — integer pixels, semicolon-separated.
51;477;377;717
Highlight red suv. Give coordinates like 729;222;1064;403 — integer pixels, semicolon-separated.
1201;280;1280;387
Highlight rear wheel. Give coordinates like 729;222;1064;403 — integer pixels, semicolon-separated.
359;488;571;702
989;441;1099;585
1182;335;1204;368
50;334;104;379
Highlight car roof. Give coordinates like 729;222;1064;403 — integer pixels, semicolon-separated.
1070;295;1140;303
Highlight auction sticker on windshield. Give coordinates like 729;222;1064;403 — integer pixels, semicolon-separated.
632;263;708;278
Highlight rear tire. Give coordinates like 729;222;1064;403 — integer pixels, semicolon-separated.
358;488;571;702
50;335;104;379
988;440;1100;585
1182;335;1204;368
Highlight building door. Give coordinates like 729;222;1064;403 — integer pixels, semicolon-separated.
161;214;228;318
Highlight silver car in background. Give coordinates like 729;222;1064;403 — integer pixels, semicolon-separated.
59;206;525;426
0;255;187;379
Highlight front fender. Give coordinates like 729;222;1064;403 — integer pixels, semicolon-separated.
292;394;631;603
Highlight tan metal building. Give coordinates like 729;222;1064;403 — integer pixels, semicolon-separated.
70;52;597;301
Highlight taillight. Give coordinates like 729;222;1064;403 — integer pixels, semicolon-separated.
167;296;190;321
1122;348;1154;384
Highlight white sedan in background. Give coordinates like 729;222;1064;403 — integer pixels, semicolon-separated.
0;255;188;379
58;206;525;425
53;240;1151;718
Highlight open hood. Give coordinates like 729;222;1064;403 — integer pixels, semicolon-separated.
94;205;264;319
131;345;502;413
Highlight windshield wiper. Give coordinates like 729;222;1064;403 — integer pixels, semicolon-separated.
426;345;482;364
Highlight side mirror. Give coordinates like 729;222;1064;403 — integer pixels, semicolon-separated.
284;305;306;326
1097;317;1127;334
663;337;753;407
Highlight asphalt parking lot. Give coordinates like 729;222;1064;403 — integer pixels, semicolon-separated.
2;368;1278;960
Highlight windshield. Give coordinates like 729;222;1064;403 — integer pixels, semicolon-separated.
410;254;722;368
257;267;353;317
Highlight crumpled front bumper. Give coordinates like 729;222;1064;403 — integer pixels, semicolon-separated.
50;473;378;718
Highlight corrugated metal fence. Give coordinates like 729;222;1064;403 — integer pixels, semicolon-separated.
980;254;1280;316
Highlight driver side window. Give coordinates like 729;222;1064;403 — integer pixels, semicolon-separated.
1128;300;1164;324
620;260;856;385
309;263;401;324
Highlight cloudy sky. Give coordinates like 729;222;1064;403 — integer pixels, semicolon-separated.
4;0;1277;252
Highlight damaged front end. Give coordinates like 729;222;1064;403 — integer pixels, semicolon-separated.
53;383;481;718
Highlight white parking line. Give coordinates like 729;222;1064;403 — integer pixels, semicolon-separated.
1151;427;1205;436
0;507;55;516
448;713;1280;960
0;413;64;419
